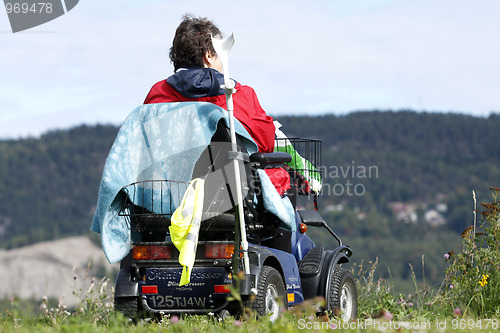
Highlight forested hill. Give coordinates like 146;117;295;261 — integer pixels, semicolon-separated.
279;111;500;219
281;111;500;162
0;125;118;248
0;111;499;251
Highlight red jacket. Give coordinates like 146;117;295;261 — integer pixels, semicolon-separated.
145;79;275;153
144;68;290;194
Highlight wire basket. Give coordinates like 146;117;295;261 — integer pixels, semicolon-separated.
119;180;189;232
275;137;322;194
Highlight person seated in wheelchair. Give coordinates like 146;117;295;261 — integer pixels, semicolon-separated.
143;15;323;253
144;14;290;196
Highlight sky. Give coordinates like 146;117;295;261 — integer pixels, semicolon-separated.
1;0;499;139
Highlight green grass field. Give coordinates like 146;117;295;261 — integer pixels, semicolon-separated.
1;307;499;333
1;260;498;333
1;190;499;332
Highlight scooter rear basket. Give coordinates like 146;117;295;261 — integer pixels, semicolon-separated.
119;180;189;232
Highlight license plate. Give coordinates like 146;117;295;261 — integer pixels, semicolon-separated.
149;295;208;308
141;267;230;310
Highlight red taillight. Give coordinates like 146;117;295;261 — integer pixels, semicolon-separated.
133;245;171;260
214;284;231;293
141;285;158;294
205;243;235;259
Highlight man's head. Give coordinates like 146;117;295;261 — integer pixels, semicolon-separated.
170;15;223;72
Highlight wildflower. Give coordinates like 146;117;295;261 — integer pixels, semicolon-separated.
444;253;450;260
87;280;95;293
461;226;474;238
408;302;414;307
453;307;461;316
479;274;489;287
381;310;393;321
171;315;179;324
100;278;109;294
449;284;454;289
234;320;242;327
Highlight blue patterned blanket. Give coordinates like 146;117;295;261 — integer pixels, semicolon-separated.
90;102;257;263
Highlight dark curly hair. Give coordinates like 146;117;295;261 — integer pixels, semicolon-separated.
169;15;223;71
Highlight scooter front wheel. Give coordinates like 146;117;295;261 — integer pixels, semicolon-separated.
327;267;358;321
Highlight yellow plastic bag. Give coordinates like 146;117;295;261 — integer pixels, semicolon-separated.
169;178;205;286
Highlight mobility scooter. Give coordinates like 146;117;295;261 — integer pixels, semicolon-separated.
107;104;358;322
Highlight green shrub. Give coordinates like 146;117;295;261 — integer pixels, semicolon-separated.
444;188;500;317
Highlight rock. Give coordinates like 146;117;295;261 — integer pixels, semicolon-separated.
0;236;117;305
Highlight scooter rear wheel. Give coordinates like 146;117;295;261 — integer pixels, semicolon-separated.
114;296;140;320
252;265;286;321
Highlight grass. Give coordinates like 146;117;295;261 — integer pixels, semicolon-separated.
2;258;498;333
1;190;499;332
1;306;499;332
